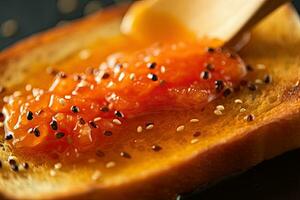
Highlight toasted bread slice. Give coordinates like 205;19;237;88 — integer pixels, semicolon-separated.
0;3;300;200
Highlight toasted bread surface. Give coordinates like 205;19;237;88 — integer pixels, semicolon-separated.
0;3;300;200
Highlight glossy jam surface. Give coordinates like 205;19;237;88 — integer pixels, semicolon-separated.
3;42;246;157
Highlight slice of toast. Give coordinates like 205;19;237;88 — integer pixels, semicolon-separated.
0;3;300;200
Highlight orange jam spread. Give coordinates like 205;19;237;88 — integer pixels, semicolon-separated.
3;42;246;156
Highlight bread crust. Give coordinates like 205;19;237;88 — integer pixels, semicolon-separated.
0;3;300;200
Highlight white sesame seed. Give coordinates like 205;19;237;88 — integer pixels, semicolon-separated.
234;99;243;104
58;98;66;106
50;169;56;176
91;170;102;181
240;108;246;113
129;73;135;80
216;105;225;111
255;79;263;84
25;84;32;91
54;162;62;170
191;138;199;144
257;64;266;70
94;117;101;122
160;66;166;73
145;124;154;130
176;125;185;132
106;161;116;168
13;91;21;97
112;119;122;125
64;95;71;100
137;126;143;133
214;110;223;116
190;118;199;123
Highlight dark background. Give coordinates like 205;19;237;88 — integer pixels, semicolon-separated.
1;1;300;200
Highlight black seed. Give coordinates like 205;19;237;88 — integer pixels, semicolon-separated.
223;88;232;97
207;47;215;53
26;111;34;120
8;158;16;165
89;121;98;128
33;127;40;137
246;114;255;122
147;73;158;81
79;117;86;125
246;65;254;72
120;151;131;159
55;132;65;139
103;130;112;136
50;120;58;130
102;73;110;79
0;112;4;122
151;145;162;152
0;161;2;168
100;106;109;112
215;80;224;92
248;83;257;91
74;75;82;81
200;71;210;80
147;62;157;69
22;162;29;169
71;106;80;113
114;110;124;118
264;74;272;84
205;63;215;71
10;164;18;172
5;134;13;140
193;131;201;137
96;150;105;157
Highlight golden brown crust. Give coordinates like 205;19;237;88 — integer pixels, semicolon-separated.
0;3;299;200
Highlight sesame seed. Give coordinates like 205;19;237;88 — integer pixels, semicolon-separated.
234;99;243;104
257;64;266;70
137;126;143;133
145;123;154;130
223;88;232;97
240;108;247;113
5;134;13;140
112;119;122;125
50;120;58;130
22;162;29;170
0;161;2;168
106;161;116;168
120;151;131;159
190;118;199;123
264;74;272;84
55;132;65;139
248;83;257;91
50;169;56;176
103;130;112;136
93;117;101;122
255;79;263;84
10;163;18;172
102;72;110;79
57;72;67;79
147;73;158;81
244;114;255;122
215;80;224;92
26;111;33;120
129;73;135;80
25;84;32;91
216;105;225;111
191;138;199;144
200;71;211;80
193;131;201;137
91;170;102;181
58;98;66;106
214;110;223;116
96;150;105;157
147;62;157;69
151;145;162;152
114;110;124;118
89;121;98;128
100;106;109;112
8;156;17;165
176;125;185;132
33;127;40;137
54;162;62;170
71;106;79;113
207;47;215;53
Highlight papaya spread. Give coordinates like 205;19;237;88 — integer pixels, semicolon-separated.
2;41;246;157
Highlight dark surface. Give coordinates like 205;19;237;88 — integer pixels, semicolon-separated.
1;1;300;200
